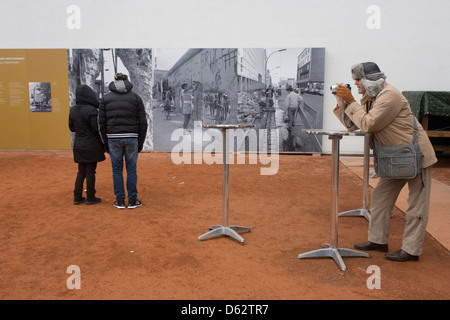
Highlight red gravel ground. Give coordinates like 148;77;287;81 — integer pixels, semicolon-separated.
0;150;449;301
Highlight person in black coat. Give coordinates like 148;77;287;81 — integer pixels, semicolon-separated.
69;85;106;205
98;73;148;209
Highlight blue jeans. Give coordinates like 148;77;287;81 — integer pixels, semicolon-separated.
108;138;139;202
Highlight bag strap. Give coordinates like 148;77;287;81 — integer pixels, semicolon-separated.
373;116;419;155
412;116;419;144
343;103;356;129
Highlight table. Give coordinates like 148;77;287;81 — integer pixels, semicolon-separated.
402;91;450;119
298;129;369;271
198;124;255;244
338;133;371;222
403;91;450;152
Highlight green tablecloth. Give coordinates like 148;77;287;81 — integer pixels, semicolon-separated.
403;91;450;120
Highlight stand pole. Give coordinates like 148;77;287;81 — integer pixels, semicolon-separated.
298;134;369;271
199;126;251;244
338;134;371;222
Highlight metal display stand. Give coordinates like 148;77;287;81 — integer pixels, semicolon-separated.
298;129;369;271
198;124;254;244
338;133;371;222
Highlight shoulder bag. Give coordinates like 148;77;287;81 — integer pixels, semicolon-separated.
374;117;423;179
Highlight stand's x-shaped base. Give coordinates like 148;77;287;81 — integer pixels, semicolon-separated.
298;244;369;271
198;225;251;245
338;208;371;222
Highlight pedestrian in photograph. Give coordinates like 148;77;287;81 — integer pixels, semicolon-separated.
214;92;224;122
164;87;174;120
98;73;148;209
206;93;215;117
192;81;203;122
285;85;299;129
223;94;230;120
296;88;305;116
265;86;274;99
333;62;437;262
180;83;193;134
69;84;105;205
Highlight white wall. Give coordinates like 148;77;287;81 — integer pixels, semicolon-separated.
2;0;449;154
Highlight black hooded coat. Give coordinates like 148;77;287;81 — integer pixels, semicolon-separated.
69;85;106;163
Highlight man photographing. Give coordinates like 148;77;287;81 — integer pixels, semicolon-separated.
333;62;437;262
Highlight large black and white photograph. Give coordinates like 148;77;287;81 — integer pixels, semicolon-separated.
67;48;153;150
152;48;325;153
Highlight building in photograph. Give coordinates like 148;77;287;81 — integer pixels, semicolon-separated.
278;77;295;89
296;48;325;95
166;48;267;98
237;48;267;91
164;48;268;122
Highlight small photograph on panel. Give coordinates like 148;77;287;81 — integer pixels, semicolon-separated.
29;82;52;112
152;48;324;153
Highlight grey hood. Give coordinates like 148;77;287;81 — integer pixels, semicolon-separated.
109;79;133;94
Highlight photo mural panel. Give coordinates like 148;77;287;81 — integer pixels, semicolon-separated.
0;47;323;153
0;48;153;151
152;48;325;153
67;48;153;151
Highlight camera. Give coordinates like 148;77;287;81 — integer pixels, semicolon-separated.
330;84;351;94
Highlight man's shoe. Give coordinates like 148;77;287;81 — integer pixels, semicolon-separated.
74;197;86;205
128;199;142;209
354;241;388;252
114;200;126;209
86;197;101;205
385;249;419;262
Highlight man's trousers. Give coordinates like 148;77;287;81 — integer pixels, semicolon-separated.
368;166;432;256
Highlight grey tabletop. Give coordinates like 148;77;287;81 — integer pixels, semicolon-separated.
302;129;366;136
202;124;255;129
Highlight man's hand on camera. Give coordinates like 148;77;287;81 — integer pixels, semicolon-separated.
336;84;356;105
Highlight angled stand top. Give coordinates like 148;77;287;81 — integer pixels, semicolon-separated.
303;129;366;137
202;124;255;130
